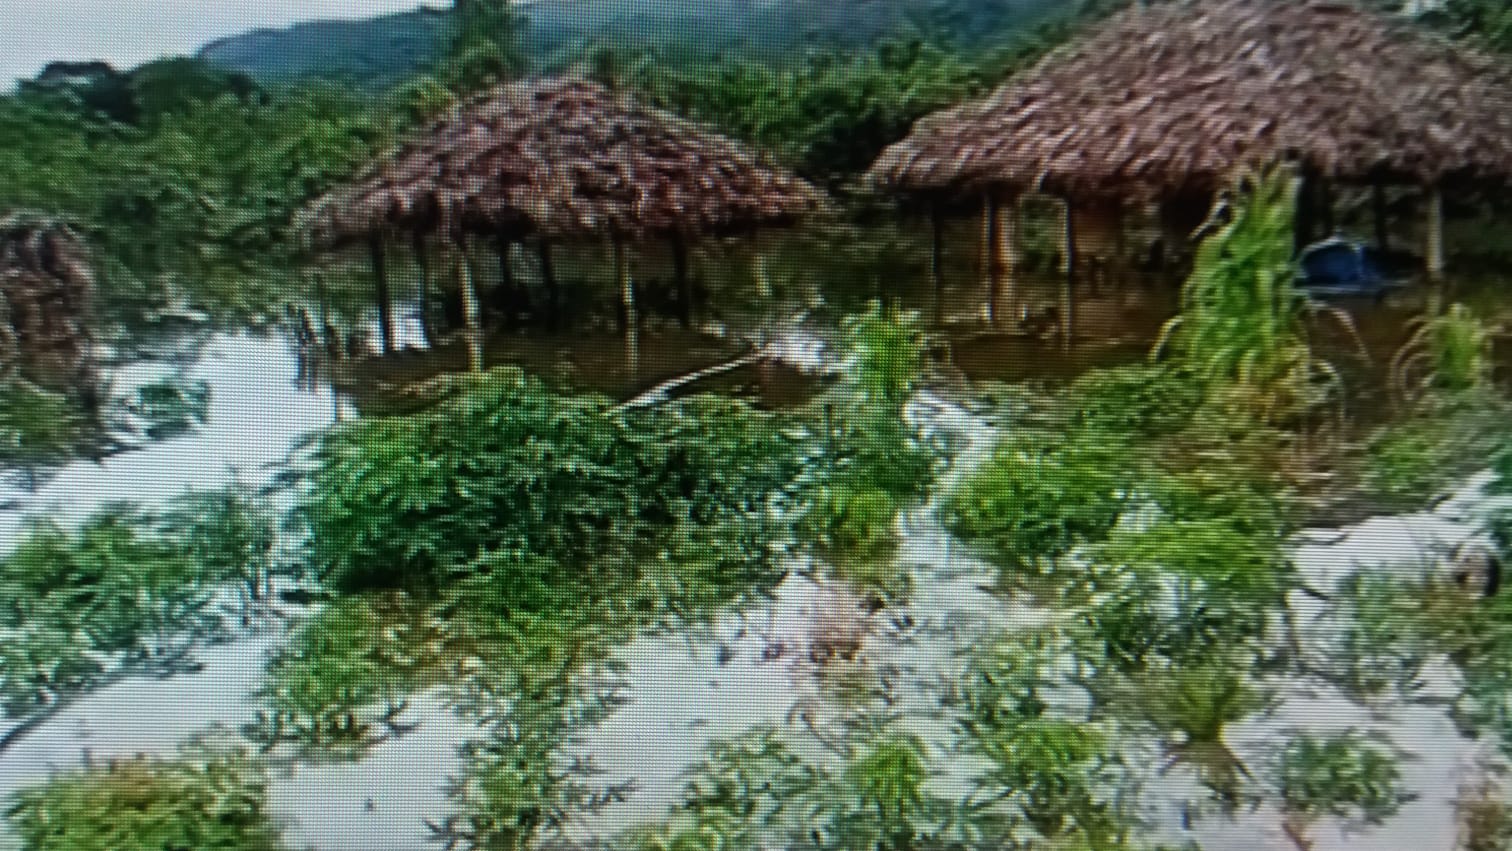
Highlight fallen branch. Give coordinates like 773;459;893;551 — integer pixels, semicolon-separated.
611;349;761;412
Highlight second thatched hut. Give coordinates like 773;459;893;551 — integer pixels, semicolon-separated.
867;0;1512;342
0;213;99;408
299;76;826;373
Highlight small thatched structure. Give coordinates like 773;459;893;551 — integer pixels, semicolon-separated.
870;0;1512;203
866;0;1512;342
0;213;98;405
298;76;825;371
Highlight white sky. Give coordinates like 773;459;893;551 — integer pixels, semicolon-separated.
1;1;448;90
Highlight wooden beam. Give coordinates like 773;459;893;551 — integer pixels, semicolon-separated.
614;237;639;376
368;233;395;354
455;234;484;373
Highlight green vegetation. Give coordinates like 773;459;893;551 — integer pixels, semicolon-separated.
5;746;287;851
1271;731;1408;850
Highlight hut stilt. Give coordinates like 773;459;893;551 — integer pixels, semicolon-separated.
1061;198;1077;352
455;235;485;373
670;232;692;330
1372;182;1389;253
413;233;433;347
983;197;1002;326
495;232;519;328
368;234;395;354
1318;180;1336;236
614;237;639;375
1425;184;1445;282
930;204;946;325
538;240;560;329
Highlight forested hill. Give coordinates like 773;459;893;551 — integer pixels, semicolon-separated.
197;0;1066;87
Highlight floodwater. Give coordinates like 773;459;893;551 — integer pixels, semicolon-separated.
0;314;1508;850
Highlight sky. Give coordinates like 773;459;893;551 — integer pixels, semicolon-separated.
2;1;448;90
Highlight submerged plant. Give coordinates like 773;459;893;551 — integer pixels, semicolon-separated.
1153;165;1347;428
1391;302;1497;404
1270;730;1409;851
4;744;286;851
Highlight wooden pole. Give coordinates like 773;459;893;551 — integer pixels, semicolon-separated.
496;232;517;327
1318;179;1335;236
984;196;1002;326
368;233;395;354
1425;183;1446;312
614;237;639;376
930;204;945;325
538;240;559;330
412;232;433;347
999;196;1020;323
1061;198;1077;352
1372;182;1389;254
455;234;484;373
670;232;692;330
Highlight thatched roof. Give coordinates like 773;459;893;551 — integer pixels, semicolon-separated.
0;213;97;394
868;0;1512;203
299;77;826;249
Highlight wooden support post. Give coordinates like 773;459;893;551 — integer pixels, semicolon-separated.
614;237;639;376
413;232;433;347
1294;174;1317;255
538;240;559;330
930;204;945;326
670;232;692;330
1318;179;1335;236
984;196;1002;326
1372;182;1390;253
368;233;395;354
455;234;484;373
1425;183;1446;312
1061;198;1077;352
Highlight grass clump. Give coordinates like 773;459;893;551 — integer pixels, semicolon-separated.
4;746;287;851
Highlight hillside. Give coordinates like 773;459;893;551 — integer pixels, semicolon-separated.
197;0;1066;87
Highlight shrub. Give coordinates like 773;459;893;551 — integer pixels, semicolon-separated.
4;747;287;851
1271;731;1408;848
940;426;1137;575
1063;363;1204;439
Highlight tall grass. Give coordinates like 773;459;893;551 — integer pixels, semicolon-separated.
1153;166;1345;428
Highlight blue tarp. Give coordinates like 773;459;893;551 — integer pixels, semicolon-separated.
1296;238;1404;298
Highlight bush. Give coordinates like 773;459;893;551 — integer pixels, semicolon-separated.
4;747;287;851
1063;363;1204;439
940;426;1137;575
0;506;224;716
1271;731;1408;841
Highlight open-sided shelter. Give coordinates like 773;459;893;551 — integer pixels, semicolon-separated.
299;76;826;372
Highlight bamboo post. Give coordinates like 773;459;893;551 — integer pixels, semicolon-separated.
614;236;639;376
368;233;395;354
538;240;559;329
455;234;484;373
413;232;433;347
1061;198;1077;352
1425;183;1446;311
1372;182;1389;253
930;204;945;326
496;232;517;327
670;232;692;330
983;196;1002;326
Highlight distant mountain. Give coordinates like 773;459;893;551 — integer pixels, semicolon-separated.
197;0;1067;87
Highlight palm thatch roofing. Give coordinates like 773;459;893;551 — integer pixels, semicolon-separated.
299;77;826;249
868;0;1512;203
0;212;97;393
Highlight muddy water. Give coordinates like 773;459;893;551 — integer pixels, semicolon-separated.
1;317;1508;850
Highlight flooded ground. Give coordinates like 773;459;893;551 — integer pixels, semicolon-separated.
2;322;1508;849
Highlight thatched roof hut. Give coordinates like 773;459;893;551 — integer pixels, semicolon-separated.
299;76;826;248
0;213;98;401
868;0;1512;203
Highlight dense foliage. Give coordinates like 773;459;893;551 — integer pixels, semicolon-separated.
5;746;287;851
